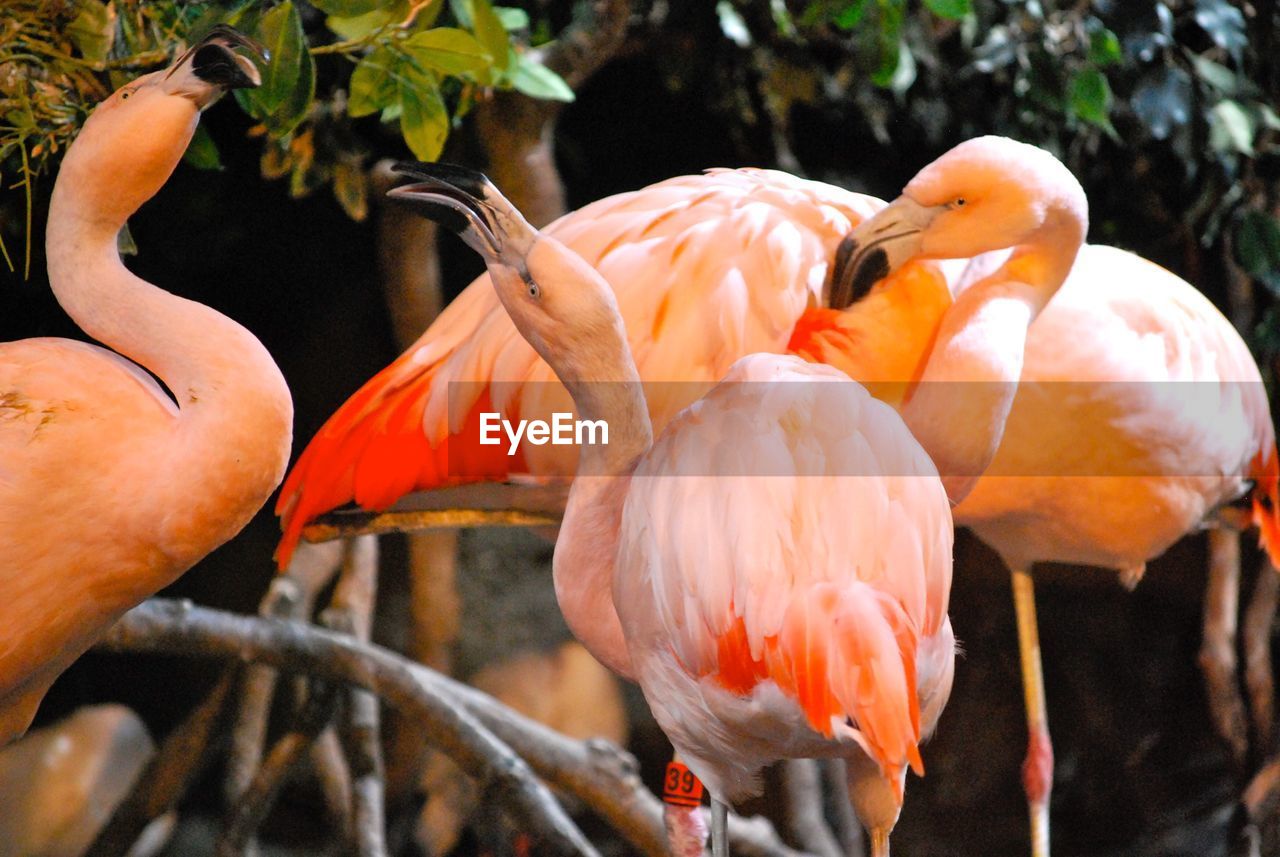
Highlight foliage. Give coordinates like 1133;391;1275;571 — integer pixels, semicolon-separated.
0;0;574;274
713;0;1280;364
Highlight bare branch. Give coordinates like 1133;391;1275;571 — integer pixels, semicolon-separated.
217;681;340;857
90;673;235;857
102;600;600;857
226;542;344;807
102;600;811;857
303;482;567;543
778;760;843;857
324;536;388;857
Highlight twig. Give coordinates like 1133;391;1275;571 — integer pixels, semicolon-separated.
102;600;810;857
819;759;864;857
217;681;340;857
102;600;600;857
322;536;388;857
225;542;344;807
303;482;568;542
778;760;843;857
90;673;235;856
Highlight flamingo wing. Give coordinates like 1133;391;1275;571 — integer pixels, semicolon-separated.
275;170;888;566
956;244;1280;568
615;354;954;790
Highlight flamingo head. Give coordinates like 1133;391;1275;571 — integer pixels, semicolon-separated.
387;162;633;367
831;136;1086;309
55;26;266;225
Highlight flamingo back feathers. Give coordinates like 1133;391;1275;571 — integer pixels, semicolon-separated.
617;354;954;791
277;170;895;565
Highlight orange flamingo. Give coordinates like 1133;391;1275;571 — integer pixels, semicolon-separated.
385;135;1084;856
0;28;292;744
934;244;1280;857
274;168;951;567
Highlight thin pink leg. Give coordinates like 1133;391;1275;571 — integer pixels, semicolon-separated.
663;756;708;857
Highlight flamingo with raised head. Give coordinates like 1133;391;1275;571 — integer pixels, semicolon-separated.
0;28;292;745
385;134;1085;856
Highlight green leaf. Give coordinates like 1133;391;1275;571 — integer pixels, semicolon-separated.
67;0;116;64
403;28;492;75
398;70;449;160
1236;210;1280;294
1087;26;1121;67
1069;68;1116;136
923;0;970;21
117;222;138;256
183;125;222;170
469;0;510;72
326;6;399;41
868;0;906;87
1194;0;1247;60
348;47;400;117
832;0;871;29
1192;54;1239;94
510;55;575;102
494;6;529;30
237;1;315;138
310;0;383;14
717;1;752;47
1210;99;1255;154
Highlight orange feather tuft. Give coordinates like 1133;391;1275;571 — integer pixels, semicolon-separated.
709;584;923;782
1251;443;1280;570
274;355;523;571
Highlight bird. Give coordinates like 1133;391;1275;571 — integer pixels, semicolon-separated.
0;27;293;745
273;167;953;567
385;134;1085;856
928;243;1280;857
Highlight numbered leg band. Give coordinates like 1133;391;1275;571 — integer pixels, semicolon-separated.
663;760;705;808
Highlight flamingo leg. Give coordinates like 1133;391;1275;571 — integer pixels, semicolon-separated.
1011;567;1052;857
1243;557;1277;754
1199;527;1249;764
711;798;729;857
869;827;890;857
663;754;708;857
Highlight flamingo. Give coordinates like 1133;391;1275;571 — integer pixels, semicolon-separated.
0;27;292;745
384;134;1085;856
922;243;1280;857
274;168;952;567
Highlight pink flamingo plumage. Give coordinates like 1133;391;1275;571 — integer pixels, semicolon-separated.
384;135;1084;856
944;243;1280;857
274;168;952;567
0;29;292;744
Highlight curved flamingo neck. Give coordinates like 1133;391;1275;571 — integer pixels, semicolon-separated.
44;151;292;575
902;199;1085;504
495;238;652;677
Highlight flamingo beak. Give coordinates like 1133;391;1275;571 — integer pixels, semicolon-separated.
831;196;937;309
189;25;266;90
387;165;502;258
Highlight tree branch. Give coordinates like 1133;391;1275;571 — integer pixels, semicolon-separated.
101;600;811;857
90;672;236;857
102;600;599;857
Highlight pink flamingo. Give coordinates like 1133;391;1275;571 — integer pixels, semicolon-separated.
935;244;1280;857
384;134;1085;856
0;28;292;744
274;168;952;567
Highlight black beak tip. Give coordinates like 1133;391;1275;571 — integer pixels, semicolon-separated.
192;43;259;90
831;247;890;309
391;161;494;199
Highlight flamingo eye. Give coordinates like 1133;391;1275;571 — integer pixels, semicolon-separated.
953;197;966;208
120;91;131;100
528;281;540;299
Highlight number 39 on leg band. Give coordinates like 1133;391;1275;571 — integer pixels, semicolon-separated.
663;760;705;808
